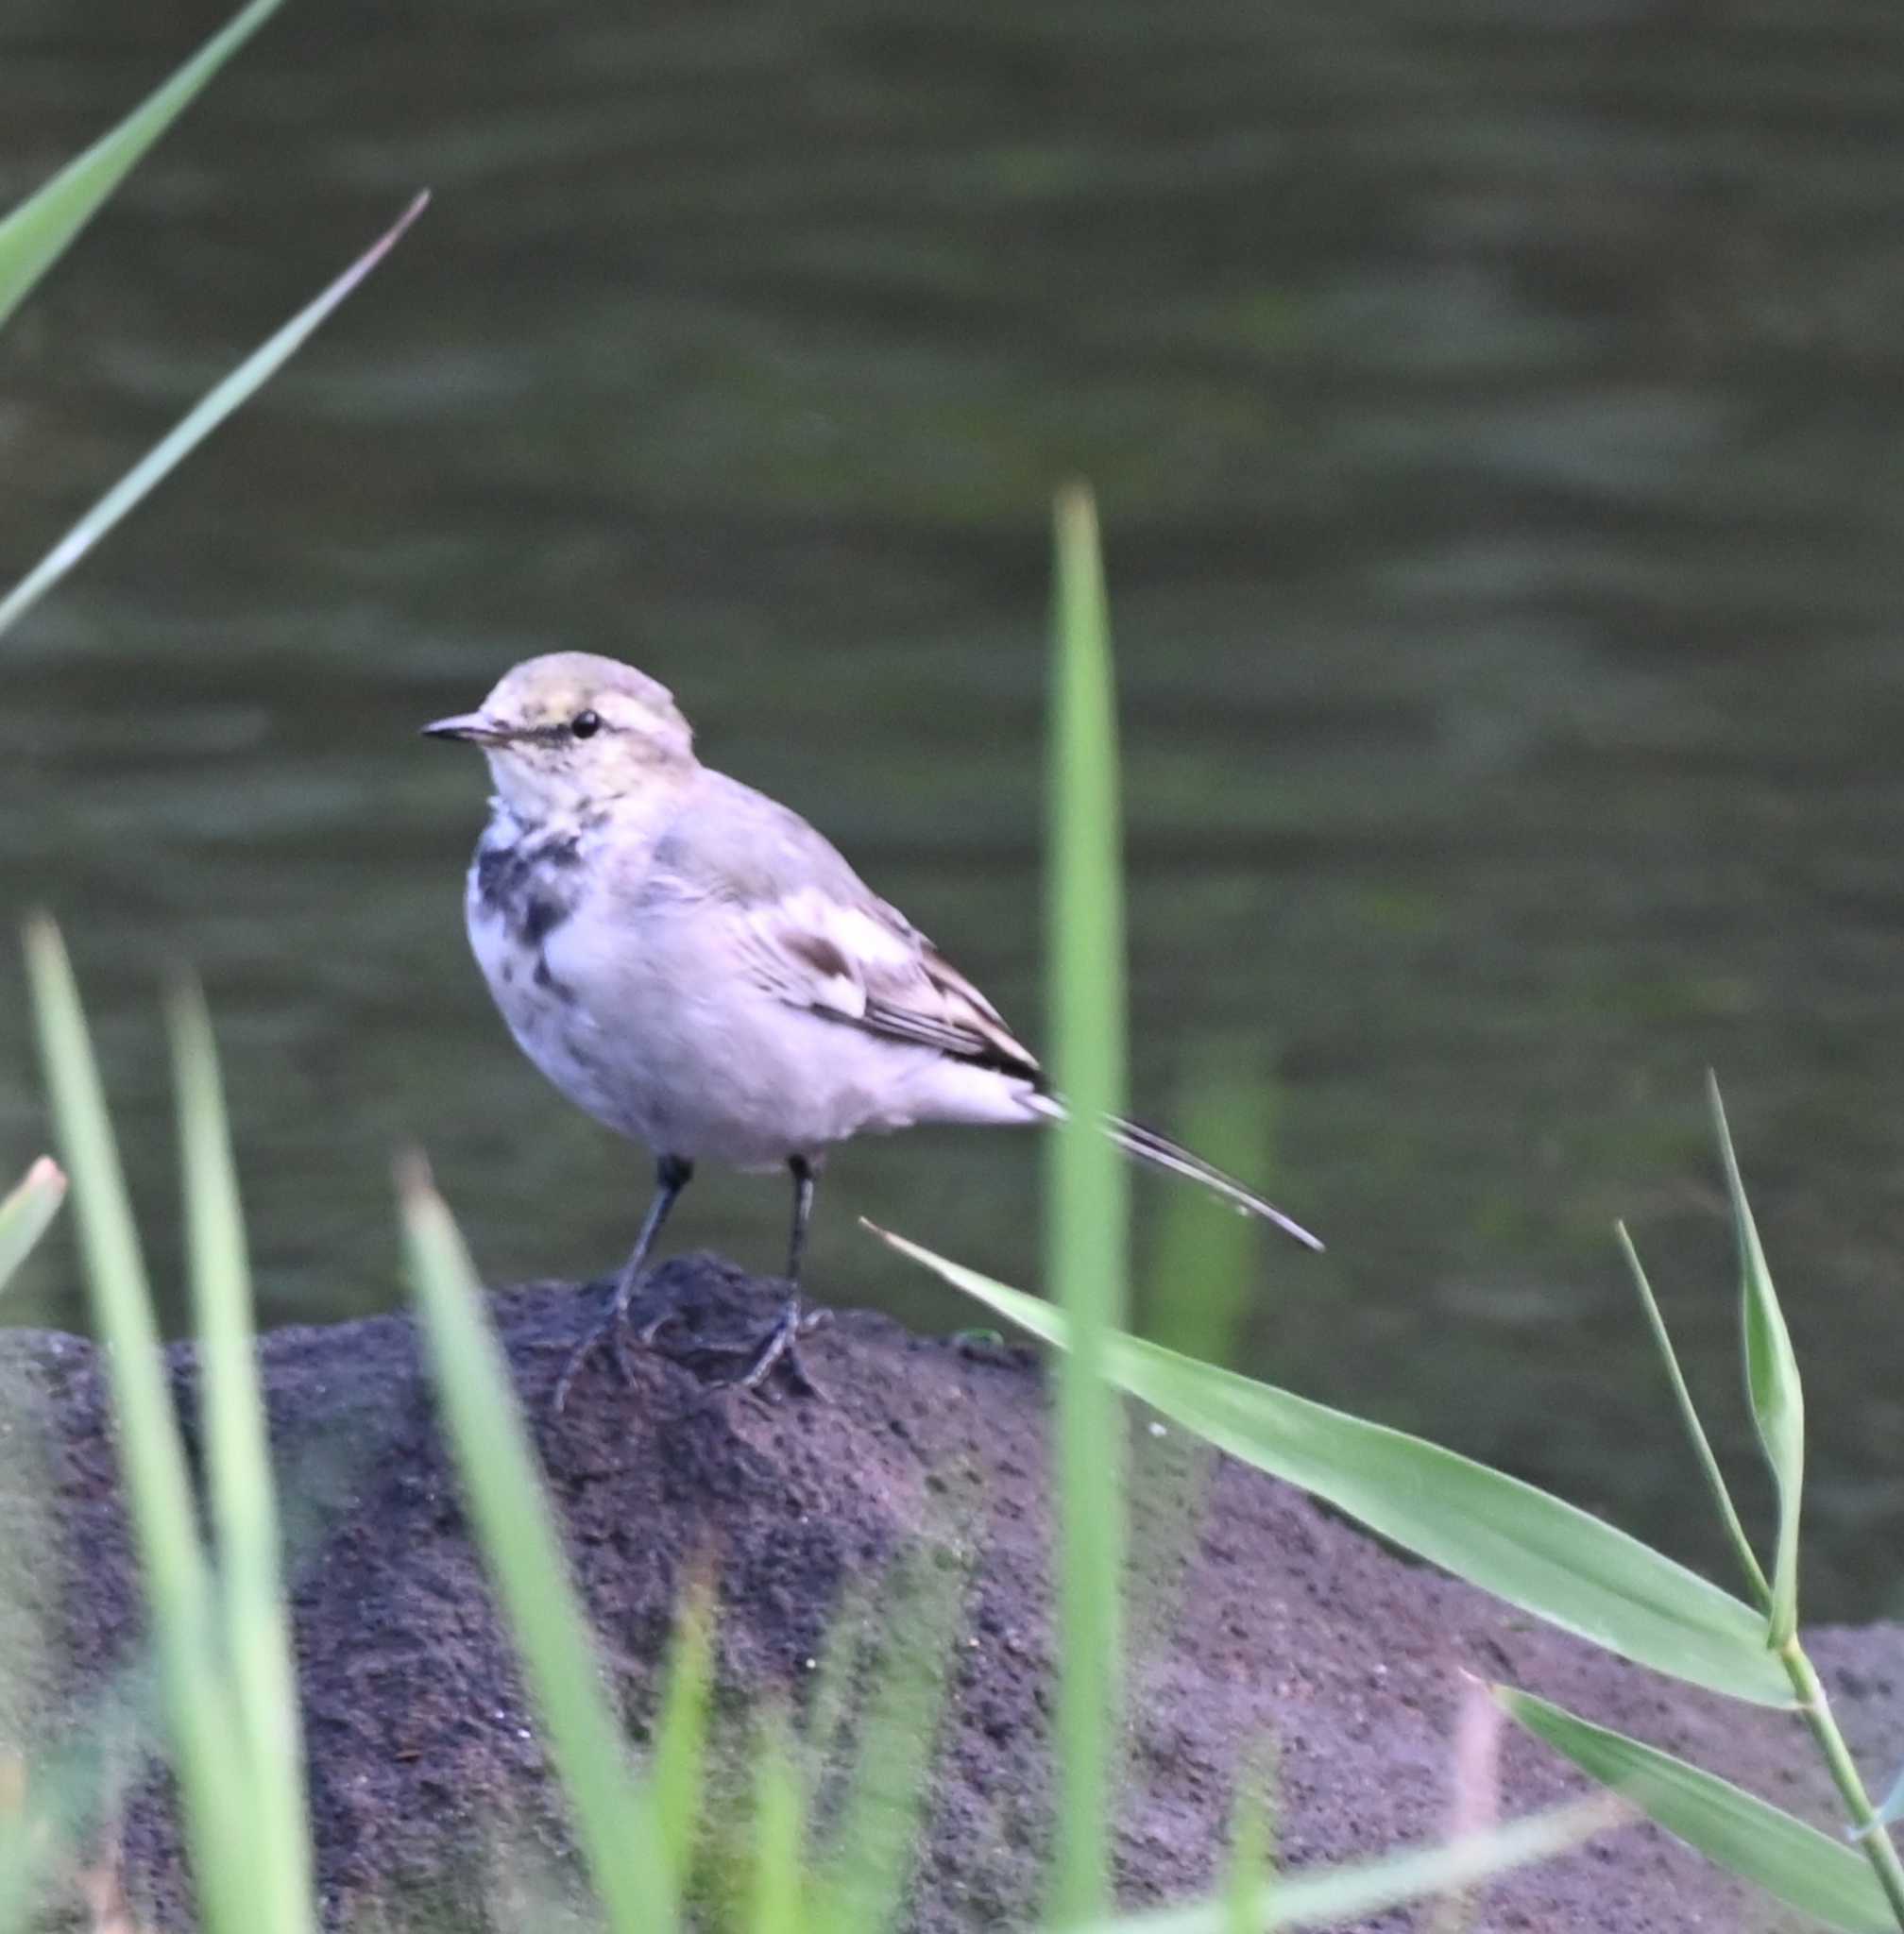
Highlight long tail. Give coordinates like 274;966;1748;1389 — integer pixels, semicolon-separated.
1024;1094;1324;1252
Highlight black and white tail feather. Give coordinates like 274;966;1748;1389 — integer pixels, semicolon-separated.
823;925;1324;1253
1022;1092;1323;1252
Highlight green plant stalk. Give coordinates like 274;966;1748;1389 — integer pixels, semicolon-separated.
0;0;285;326
1616;1222;1771;1612
652;1577;716;1896
800;1574;874;1790
1127;1077;1267;1677
1046;484;1130;1923
749;1718;808;1934
1145;1075;1265;1366
809;1549;967;1934
400;1161;675;1934
1222;1748;1276;1934
1862;1763;1904;1844
0;193;428;641
1708;1075;1804;1648
1782;1639;1904;1925
170;978;314;1934
23;918;254;1931
1103;1795;1619;1934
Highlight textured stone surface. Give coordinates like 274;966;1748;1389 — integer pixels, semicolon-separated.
2;1257;1897;1930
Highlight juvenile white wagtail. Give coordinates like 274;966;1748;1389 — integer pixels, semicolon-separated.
426;653;1319;1408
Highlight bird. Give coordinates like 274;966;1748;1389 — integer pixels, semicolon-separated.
424;651;1320;1410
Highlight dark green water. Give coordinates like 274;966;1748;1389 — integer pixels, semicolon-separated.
5;1;1904;1618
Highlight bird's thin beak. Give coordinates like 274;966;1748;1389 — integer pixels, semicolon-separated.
421;711;507;744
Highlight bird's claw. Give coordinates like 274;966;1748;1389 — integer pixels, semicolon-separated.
551;1290;649;1417
700;1300;829;1400
552;1291;828;1415
635;1306;679;1348
745;1300;829;1400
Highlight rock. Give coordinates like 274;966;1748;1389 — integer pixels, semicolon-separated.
1;1256;1896;1930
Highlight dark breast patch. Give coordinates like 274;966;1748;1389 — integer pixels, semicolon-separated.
475;831;581;988
533;952;578;1003
521;895;565;947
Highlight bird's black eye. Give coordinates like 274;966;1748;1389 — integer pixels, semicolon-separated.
570;709;602;739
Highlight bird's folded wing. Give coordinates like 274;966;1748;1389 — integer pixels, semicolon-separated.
733;885;1041;1077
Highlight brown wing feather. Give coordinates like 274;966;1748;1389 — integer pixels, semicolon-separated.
907;946;1041;1076
858;945;1041;1078
727;879;1041;1079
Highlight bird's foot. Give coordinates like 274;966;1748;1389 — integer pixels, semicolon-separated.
733;1298;828;1399
694;1297;829;1400
635;1305;680;1348
551;1284;663;1416
551;1282;828;1412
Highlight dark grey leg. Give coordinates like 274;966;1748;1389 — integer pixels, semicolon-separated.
552;1154;692;1415
730;1154;824;1397
786;1153;815;1283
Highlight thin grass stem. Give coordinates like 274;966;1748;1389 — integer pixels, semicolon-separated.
1046;484;1130;1923
22;918;254;1932
1781;1639;1904;1926
1615;1222;1771;1612
169;978;314;1934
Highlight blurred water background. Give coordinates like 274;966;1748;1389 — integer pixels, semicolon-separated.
4;0;1903;1617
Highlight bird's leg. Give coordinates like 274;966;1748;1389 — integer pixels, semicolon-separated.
726;1154;826;1398
551;1154;693;1415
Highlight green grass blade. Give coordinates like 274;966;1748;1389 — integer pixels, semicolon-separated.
652;1576;716;1895
1092;1794;1617;1933
1046;482;1129;1925
22;917;253;1930
1708;1076;1804;1648
1499;1686;1893;1932
0;193;429;643
809;1550;965;1934
1126;1075;1271;1680
1223;1751;1277;1934
399;1158;674;1934
1617;1220;1772;1612
0;1705;128;1929
1146;1077;1267;1367
23;922;162;1376
0;0;285;328
168;976;314;1934
0;1158;65;1293
800;1574;873;1784
867;1228;1793;1706
749;1718;808;1934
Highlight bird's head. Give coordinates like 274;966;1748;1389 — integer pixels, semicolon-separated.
423;652;696;817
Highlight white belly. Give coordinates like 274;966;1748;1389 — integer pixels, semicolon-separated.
467;868;1032;1169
